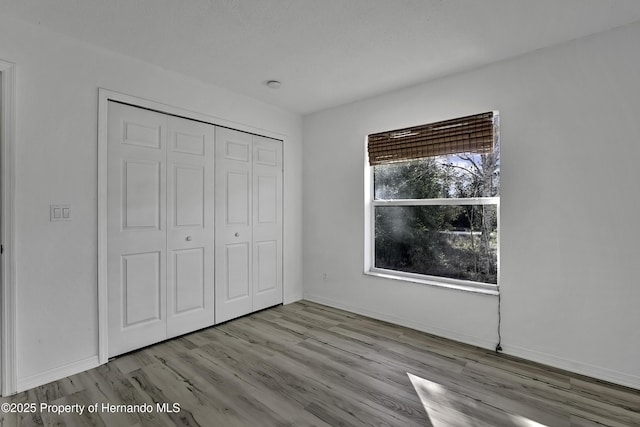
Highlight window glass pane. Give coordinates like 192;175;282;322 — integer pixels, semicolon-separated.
374;205;498;284
373;152;500;200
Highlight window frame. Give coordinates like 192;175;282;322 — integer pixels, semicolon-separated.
363;125;500;295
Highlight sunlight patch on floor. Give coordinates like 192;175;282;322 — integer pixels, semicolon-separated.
408;372;549;427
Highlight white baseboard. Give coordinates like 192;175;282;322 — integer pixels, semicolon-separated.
304;293;640;390
17;355;100;393
503;344;640;391
303;293;497;350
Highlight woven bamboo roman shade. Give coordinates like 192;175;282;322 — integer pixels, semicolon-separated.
367;112;496;166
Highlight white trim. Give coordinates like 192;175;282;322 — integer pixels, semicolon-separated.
98;89;287;141
503;343;640;391
303;293;498;350
16;356;100;393
97;90;109;364
364;269;498;295
373;197;499;206
363;137;373;273
97;88;288;364
0;59;17;396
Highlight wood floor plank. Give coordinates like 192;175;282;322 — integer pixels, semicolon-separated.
165;349;330;427
39;392;107;427
283;341;427;425
471;351;573;390
199;331;417;426
1;300;639;426
409;372;565;427
194;338;346;410
224;316;427;425
571;377;640;412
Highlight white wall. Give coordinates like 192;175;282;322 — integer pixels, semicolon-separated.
302;22;640;388
0;15;303;391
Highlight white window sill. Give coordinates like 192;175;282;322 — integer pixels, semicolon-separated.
364;269;499;296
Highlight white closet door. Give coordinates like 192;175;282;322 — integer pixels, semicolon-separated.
166;116;215;337
215;128;283;323
214;128;253;323
107;102;215;357
252;135;283;311
107;102;167;356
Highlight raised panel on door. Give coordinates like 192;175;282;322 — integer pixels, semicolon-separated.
122;251;162;326
252;136;283;311
123;160;161;229
166;116;214;337
255;240;278;294
172;248;204;311
107;102;167;357
225;243;251;299
215;127;253;323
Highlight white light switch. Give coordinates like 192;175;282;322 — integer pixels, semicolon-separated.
50;204;71;221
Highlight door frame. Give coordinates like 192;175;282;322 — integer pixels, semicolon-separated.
1;59;17;395
97;89;286;363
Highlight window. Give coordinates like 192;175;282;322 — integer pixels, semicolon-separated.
365;112;499;293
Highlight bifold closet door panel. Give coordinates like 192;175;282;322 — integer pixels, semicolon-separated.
252;135;283;312
166;115;215;338
214;128;284;323
107;102;168;357
214;127;253;323
107;102;216;357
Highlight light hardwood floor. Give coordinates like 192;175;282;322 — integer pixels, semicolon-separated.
1;301;639;426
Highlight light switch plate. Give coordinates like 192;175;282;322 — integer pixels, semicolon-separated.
50;204;71;221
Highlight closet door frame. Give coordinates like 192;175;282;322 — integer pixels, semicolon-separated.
97;89;285;364
1;59;17;395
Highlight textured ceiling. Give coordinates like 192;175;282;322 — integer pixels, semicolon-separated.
2;0;640;115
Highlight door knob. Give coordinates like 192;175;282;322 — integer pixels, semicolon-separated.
234;232;240;237
186;235;192;241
